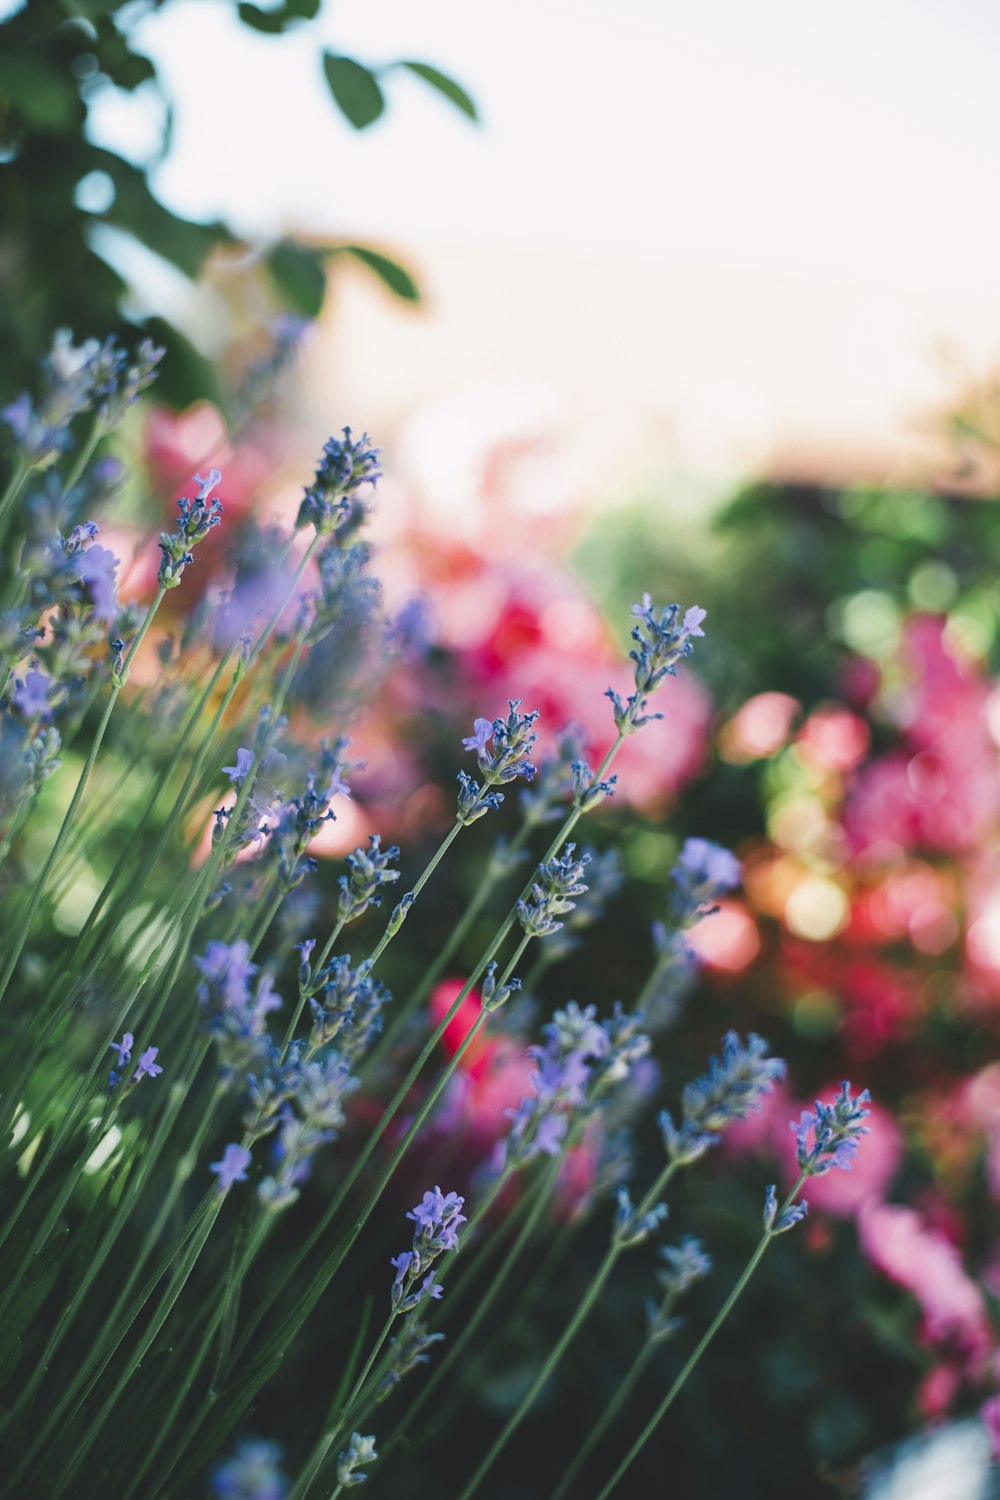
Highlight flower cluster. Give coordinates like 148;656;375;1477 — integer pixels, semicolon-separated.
196;940;282;1084
659;1032;786;1167
337;835;401;923
516;844;591;939
390;1187;466;1313
457;700;540;824
606;597;706;735
791;1082;872;1177
2;330;162;467
646;1236;712;1341
107;1032;162;1092
157;470;224;589
668;837;742;925
296;427;382;535
501;1001;611;1168
337;1433;377;1489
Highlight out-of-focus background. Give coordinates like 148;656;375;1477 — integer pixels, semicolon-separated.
5;2;1000;1496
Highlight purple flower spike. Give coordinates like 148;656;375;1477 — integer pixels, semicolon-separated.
211;1143;252;1190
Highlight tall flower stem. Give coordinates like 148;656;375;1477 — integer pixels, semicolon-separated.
289;1311;397;1500
591;1176;808;1500
0;584;168;1009
229;936;531;1384
367;819;533;1069
454;1157;680;1500
394;1151;565;1462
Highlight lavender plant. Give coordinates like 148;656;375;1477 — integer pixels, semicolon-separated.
0;333;872;1500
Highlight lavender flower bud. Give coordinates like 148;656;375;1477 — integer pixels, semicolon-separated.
337;1433;378;1488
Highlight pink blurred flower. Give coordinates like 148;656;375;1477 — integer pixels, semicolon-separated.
859;1200;993;1365
981;1393;1000;1460
796;704;870;774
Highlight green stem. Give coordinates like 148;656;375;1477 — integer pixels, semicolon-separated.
454;1155;678;1500
289;1312;397;1500
49;1195;226;1497
591;1177;808;1500
367;820;531;1070
398;1154;561;1459
0;585;168;1009
548;1325;659;1500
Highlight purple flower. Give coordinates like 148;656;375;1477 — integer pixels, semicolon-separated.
211;1143;252;1190
462;717;493;757
222;747;255;785
763;1183;809;1234
678;837;741;891
210;1438;288;1500
534;1113;569;1156
683;605;707;637
195;467;222;501
406;1186;467;1250
791;1082;871;1177
109;1032;134;1067
13;669;52;718
74;542;120;623
132;1046;162;1084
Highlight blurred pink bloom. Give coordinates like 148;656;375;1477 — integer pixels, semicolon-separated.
721;691;799;762
686;899;761;974
859;1200;993;1364
980;1394;1000;1460
796;704;870;773
918;1362;962;1420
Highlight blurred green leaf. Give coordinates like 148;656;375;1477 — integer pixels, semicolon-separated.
398;59;478;120
267;239;327;318
0;54;78;130
236;3;287;34
237;0;320;27
337;244;420;302
322;54;385;129
94;150;226;279
140;317;224;410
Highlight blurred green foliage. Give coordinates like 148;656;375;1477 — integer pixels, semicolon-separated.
0;0;475;412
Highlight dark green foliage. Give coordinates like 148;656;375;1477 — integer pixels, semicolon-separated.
0;0;475;414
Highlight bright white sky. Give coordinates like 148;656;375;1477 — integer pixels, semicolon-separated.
84;0;1000;289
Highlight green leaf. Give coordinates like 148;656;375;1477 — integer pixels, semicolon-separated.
398;60;478;121
237;0;320;27
267;239;327;319
237;3;287;34
337;244;420;302
168;1352;284;1492
0;1228;68;1373
0;55;79;131
0;1337;20;1394
322;54;385;130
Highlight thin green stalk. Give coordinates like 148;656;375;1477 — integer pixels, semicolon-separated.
549;1318;663;1500
454;1156;679;1500
49;1194;227;1497
289;1312;397;1500
0;585;168;1009
12;1069;222;1422
119;1213;272;1500
8;1186;217;1492
366;822;531;1070
591;1176;808;1500
396;1154;562;1458
56;531;318;1014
